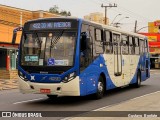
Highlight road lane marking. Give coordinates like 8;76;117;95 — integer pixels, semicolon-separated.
151;73;160;75
13;98;44;104
93;91;160;111
61;91;160;120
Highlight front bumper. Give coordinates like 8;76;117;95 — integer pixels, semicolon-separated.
18;76;80;96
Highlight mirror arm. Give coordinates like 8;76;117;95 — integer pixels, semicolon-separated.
13;27;23;33
12;27;23;44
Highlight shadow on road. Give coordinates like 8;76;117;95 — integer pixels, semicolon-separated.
25;84;149;106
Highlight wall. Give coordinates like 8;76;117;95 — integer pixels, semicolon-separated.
0;4;59;44
0;4;60;76
0;24;21;43
140;33;160;54
148;20;160;33
84;12;109;25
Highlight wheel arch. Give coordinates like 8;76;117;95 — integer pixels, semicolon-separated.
137;69;141;81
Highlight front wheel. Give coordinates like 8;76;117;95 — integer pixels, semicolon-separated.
47;95;58;99
94;76;105;99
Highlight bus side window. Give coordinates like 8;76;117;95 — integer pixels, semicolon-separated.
140;39;145;71
129;36;134;54
105;31;112;53
145;39;148;52
121;34;128;55
134;37;140;55
113;33;121;55
95;29;103;54
89;26;95;58
143;40;146;53
140;39;145;55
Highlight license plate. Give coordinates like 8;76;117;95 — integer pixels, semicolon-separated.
40;89;51;94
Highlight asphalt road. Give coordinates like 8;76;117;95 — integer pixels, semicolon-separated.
0;71;160;120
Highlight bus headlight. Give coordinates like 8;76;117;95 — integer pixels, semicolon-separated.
18;70;27;81
62;72;76;83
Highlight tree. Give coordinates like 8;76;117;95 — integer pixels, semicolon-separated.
49;5;71;16
67;11;71;16
60;10;71;16
49;5;59;14
60;10;67;16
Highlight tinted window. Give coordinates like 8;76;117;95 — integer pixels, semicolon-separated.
95;29;103;54
121;35;128;55
134;37;140;55
140;39;145;54
105;31;113;53
129;36;134;54
113;33;121;54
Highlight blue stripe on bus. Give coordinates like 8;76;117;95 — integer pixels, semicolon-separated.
79;55;116;96
129;54;150;84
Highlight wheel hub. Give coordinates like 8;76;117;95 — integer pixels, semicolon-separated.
98;82;103;92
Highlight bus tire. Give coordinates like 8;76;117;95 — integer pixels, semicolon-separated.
135;71;141;88
47;95;58;99
94;76;105;99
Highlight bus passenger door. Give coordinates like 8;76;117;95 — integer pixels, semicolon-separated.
113;33;122;76
145;39;149;78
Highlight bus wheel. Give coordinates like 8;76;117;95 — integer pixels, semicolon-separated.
135;72;141;88
47;95;58;99
94;76;105;99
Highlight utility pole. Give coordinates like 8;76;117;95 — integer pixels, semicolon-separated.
101;3;117;25
134;20;137;33
20;12;23;27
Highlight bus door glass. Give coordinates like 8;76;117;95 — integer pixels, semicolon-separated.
113;33;122;76
144;39;149;77
121;34;129;77
140;39;145;71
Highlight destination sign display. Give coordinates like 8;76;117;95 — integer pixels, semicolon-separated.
29;22;74;30
24;55;39;62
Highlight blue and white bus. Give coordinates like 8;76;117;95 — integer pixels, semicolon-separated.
13;17;150;99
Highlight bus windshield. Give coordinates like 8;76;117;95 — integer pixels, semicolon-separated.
21;31;76;67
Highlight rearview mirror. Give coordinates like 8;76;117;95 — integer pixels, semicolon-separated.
80;32;91;49
12;27;23;44
81;32;87;39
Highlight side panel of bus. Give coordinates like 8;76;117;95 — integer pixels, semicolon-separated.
78;20;150;96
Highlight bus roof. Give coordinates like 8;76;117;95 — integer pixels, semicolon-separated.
81;18;146;39
25;17;147;39
26;17;79;23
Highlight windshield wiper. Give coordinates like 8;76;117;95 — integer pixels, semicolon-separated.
49;31;64;58
50;30;64;48
34;32;42;47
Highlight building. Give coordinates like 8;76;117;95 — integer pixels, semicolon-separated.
140;20;160;68
84;12;109;25
0;4;59;79
148;20;160;33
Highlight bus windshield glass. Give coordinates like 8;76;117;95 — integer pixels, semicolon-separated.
21;31;76;67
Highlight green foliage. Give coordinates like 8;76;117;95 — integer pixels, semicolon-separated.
49;5;71;16
49;5;59;14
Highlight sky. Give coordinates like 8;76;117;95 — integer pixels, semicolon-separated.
0;0;160;32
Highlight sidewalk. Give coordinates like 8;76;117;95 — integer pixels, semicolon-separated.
150;69;160;74
0;79;18;90
68;91;160;120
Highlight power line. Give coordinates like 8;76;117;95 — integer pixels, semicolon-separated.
92;0;151;23
116;6;151;22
